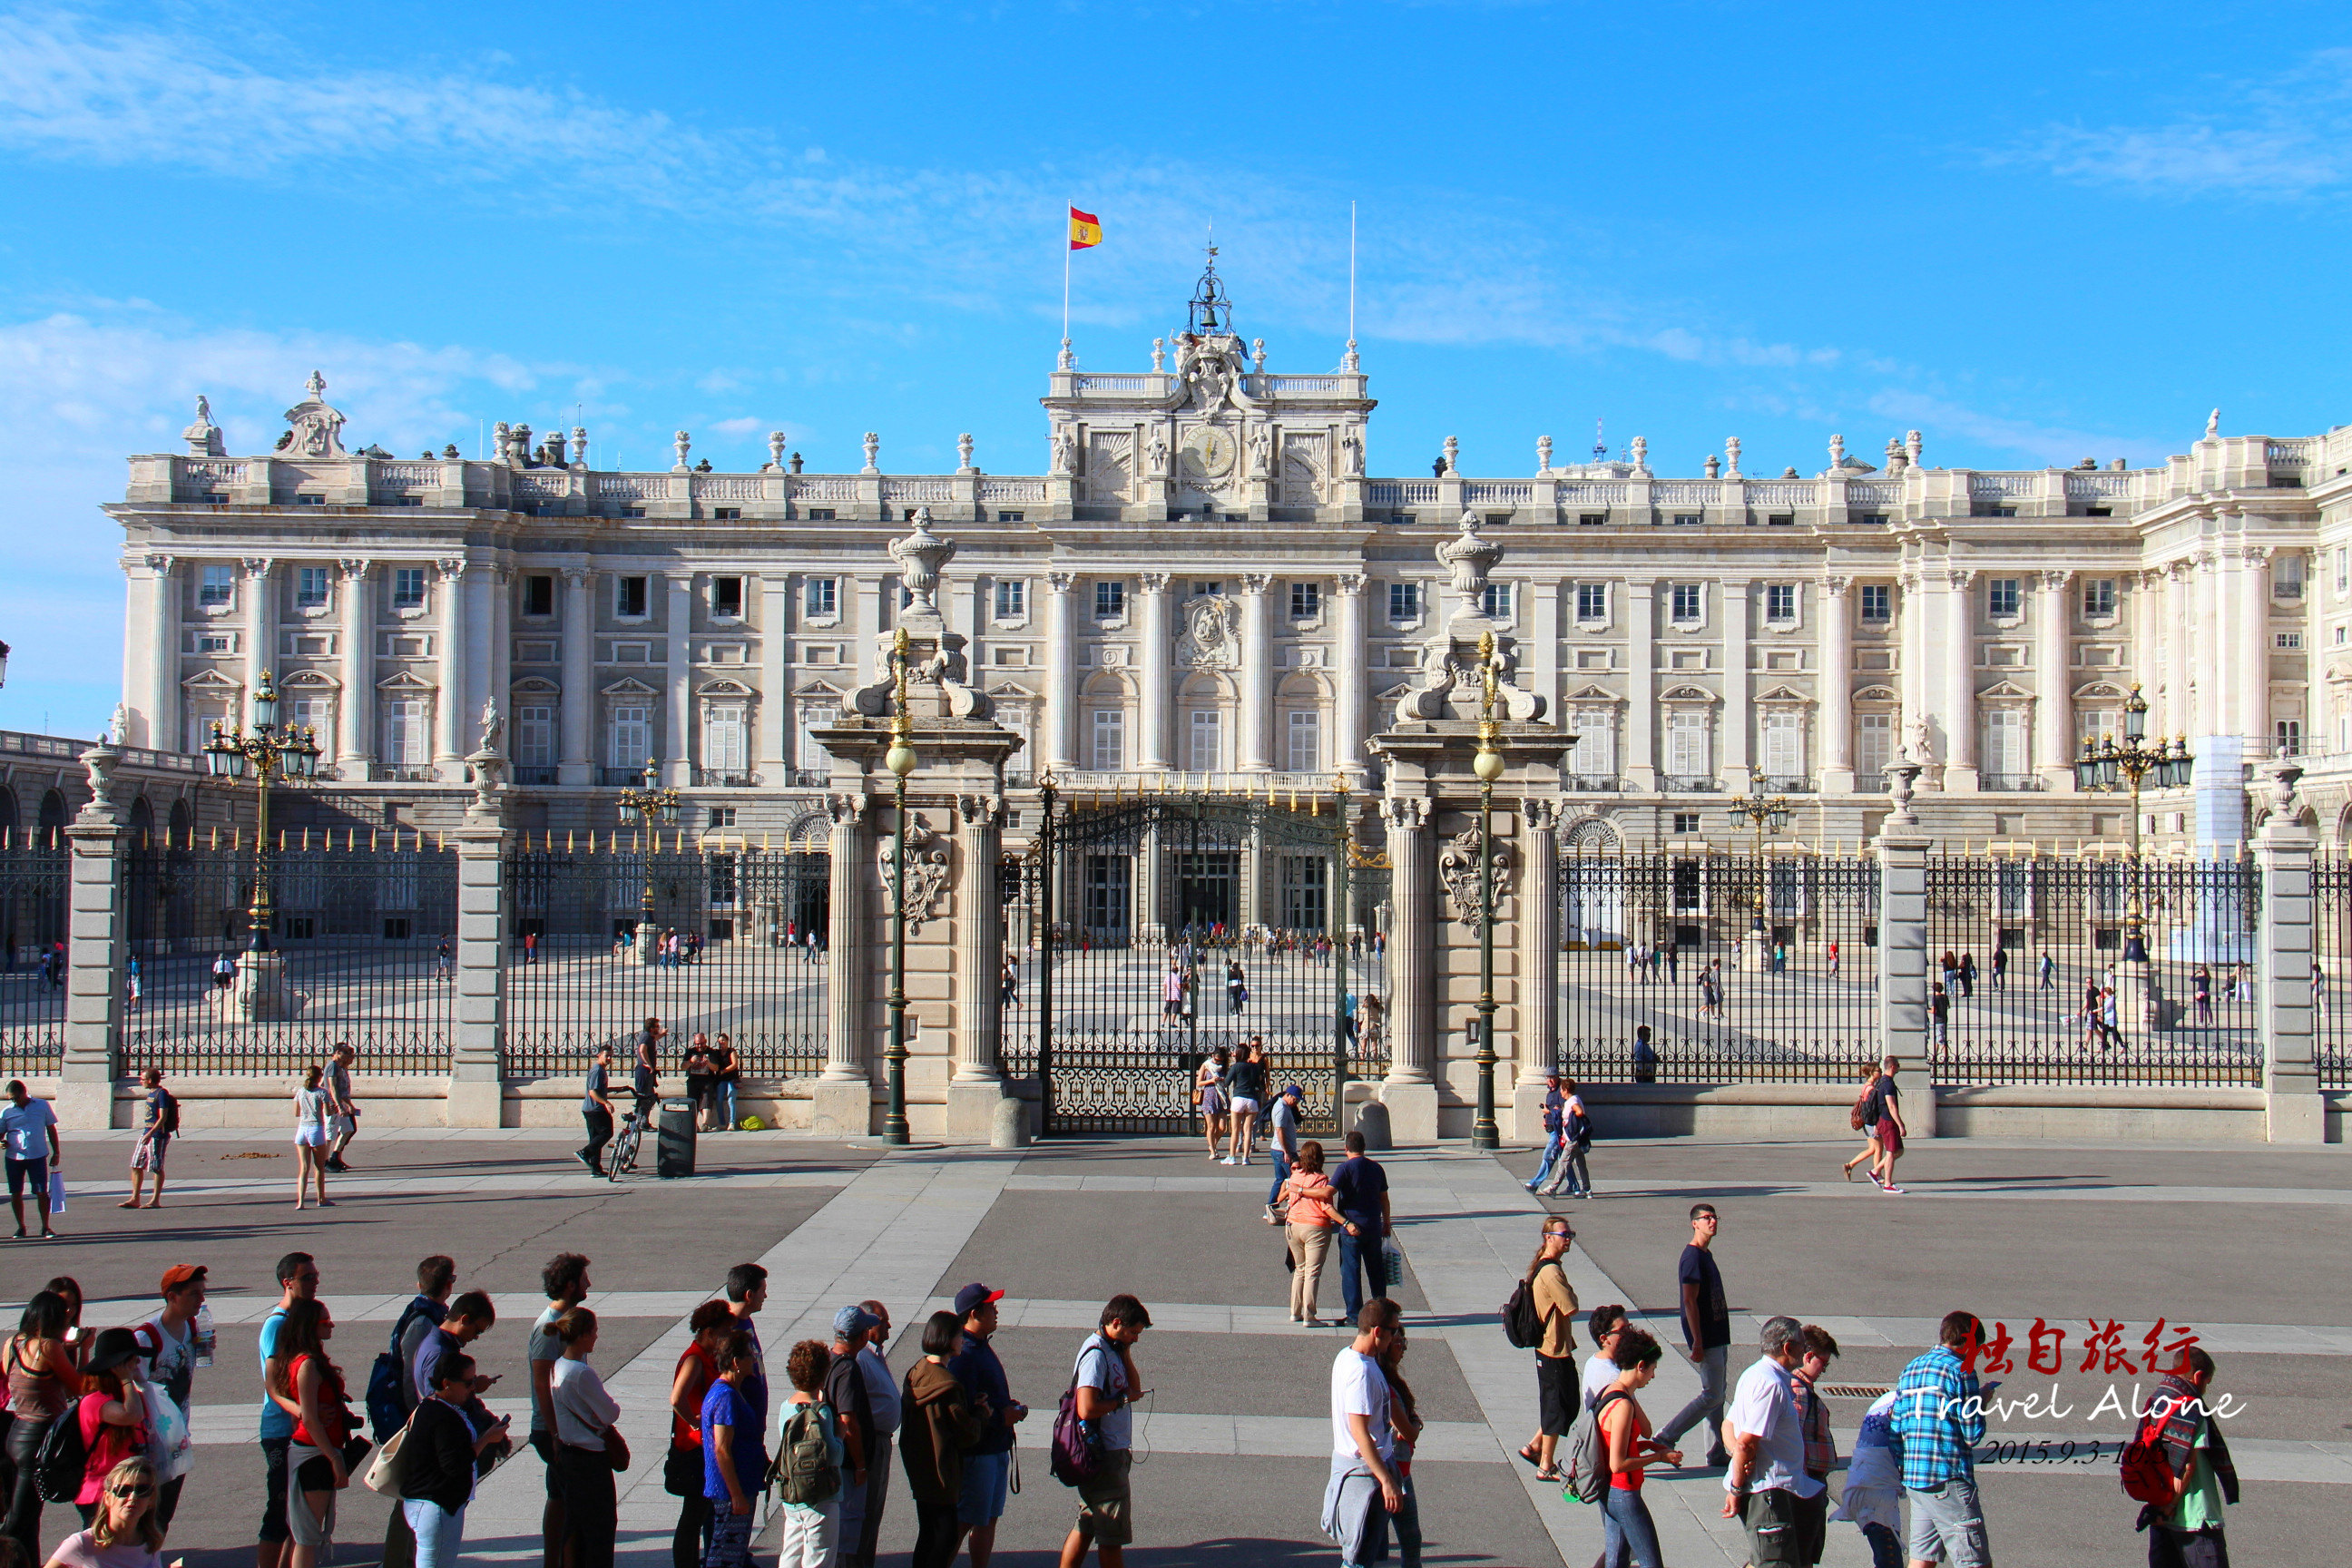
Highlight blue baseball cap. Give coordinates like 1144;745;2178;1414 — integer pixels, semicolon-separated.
832;1305;880;1338
1282;1083;1304;1098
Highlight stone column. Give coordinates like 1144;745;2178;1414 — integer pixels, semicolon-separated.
338;561;373;775
1818;576;1855;791
758;573;791;783
448;817;508;1127
1240;573;1274;771
1874;823;1936;1136
1378;793;1437;1142
811;791;872;1135
2165;562;2193;743
1334;573;1368;780
2253;811;2324;1142
2238;545;2271;753
1043;572;1078;771
559;567;595;784
664;573;694;787
488;568;513;730
1941;570;1979;791
946;795;1011;1136
1511;798;1561;1136
142;556;179;753
242;556;276;717
56;747;126;1130
1720;580;1751;780
462;564;495;740
1527;579;1563;731
1897;570;1927;774
1624;580;1657;790
2036;570;2073;788
436;557;467;777
1137;573;1172;770
2191;549;2220;743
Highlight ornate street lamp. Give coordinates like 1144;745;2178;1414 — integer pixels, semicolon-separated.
1471;632;1505;1152
1727;772;1794;938
616;759;681;963
204;671;321;952
2073;683;2191;961
883;626;918;1147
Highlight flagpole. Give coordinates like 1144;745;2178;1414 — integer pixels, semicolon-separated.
1061;199;1073;364
1345;201;1359;371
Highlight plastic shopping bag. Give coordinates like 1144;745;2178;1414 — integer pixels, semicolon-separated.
47;1171;65;1215
1380;1237;1406;1287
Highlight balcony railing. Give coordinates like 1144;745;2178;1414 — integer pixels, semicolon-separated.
1563;775;1622;793
786;769;830;788
1662;775;1721;793
1755;774;1816;794
373;764;439;783
599;766;651;788
514;766;560;786
1979;773;2047;792
693;769;760;789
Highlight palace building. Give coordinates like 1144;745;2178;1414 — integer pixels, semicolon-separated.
100;264;2352;853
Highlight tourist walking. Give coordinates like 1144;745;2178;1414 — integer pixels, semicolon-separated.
323;1041;359;1173
530;1252;592;1568
1328;1132;1392;1324
1514;1217;1580;1483
1989;946;2008;989
4;1289;80;1558
1264;1082;1305;1220
2193;965;2214;1025
1063;1296;1152;1568
398;1348;510;1568
1828;1390;1904;1567
1226;957;1248;1014
1223;1043;1265;1165
901;1311;985;1568
4;1078;61;1239
1325;1298;1404;1568
1196;1047;1230;1161
1582;1303;1630;1410
550;1308;622;1568
1840;1063;1882;1182
255;1251;320;1568
580;1044;615;1176
1524;1073;1568;1193
1863;1057;1908;1193
1537;1079;1592;1199
122;1067;176;1209
1719;1317;1825;1566
269;1301;352;1568
1274;1141;1344;1325
825;1307;880;1560
2136;1348;2236;1567
776;1339;844;1568
710;1033;740;1132
1789;1326;1840;1567
1595;1328;1681;1568
1888;1312;1992;1568
1653;1203;1732;1469
699;1328;768;1568
128;1263;208;1532
1378;1318;1425;1568
947;1285;1023;1568
1161;963;1185;1021
666;1301;734;1568
290;1067;331;1210
48;1455;168;1568
2038;949;2056;989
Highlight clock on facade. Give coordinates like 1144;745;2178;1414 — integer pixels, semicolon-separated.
1181;426;1236;479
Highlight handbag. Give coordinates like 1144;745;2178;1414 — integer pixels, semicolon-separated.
340;1432;375;1483
363;1416;414;1494
604;1426;632;1473
663;1440;701;1496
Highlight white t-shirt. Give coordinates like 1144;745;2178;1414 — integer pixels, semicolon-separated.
1726;1357;1824;1499
549;1356;620;1450
1331;1348;1394;1464
527;1304;564;1434
1582;1350;1620;1411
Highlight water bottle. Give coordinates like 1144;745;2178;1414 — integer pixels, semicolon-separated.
192;1302;216;1367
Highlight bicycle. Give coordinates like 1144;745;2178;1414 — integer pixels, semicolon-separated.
607;1099;653;1181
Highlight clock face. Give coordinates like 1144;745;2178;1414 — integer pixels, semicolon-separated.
1182;426;1236;478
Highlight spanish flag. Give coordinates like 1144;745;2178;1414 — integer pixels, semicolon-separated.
1068;206;1102;251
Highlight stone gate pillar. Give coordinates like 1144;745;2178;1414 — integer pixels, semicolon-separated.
58;744;127;1130
1379;793;1437;1141
946;793;1009;1137
812;792;872;1136
448;818;508;1128
2252;786;2324;1142
1512;798;1562;1135
1874;769;1936;1136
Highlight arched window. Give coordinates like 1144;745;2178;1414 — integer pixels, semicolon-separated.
35;789;69;851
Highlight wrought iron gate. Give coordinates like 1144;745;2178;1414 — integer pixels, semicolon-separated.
1017;783;1387;1136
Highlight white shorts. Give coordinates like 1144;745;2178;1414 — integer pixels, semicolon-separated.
1230;1097;1261;1116
328;1114;356;1138
296;1126;328;1147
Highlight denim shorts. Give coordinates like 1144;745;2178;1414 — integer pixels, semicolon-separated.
956;1448;1011;1526
1906;1480;1991;1568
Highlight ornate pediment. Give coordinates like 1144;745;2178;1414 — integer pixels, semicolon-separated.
1563;683;1623;704
1853;685;1898;703
599;676;659;698
1659;684;1717;703
182;668;242;693
376;670;436;693
1976;679;2034;701
2073;681;2132;700
1755;683;1813;705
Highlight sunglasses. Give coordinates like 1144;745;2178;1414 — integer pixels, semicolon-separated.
110;1484;155;1498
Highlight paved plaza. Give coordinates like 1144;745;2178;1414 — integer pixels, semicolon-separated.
15;1122;2347;1567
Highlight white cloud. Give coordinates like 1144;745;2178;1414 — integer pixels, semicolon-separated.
1863;390;2168;469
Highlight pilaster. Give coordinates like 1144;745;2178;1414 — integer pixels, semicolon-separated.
946;794;1012;1138
559;566;595;784
1624;580;1657;790
436;556;468;777
1334;574;1368;780
663;572;694;788
1818;576;1855;792
1137;573;1172;770
338;560;374;773
814;790;873;1134
1239;573;1274;771
1378;792;1438;1141
2036;570;2074;789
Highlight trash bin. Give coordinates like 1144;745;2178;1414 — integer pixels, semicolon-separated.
656;1097;698;1179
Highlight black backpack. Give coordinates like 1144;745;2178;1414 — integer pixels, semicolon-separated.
34;1398;90;1503
1500;1261;1558;1349
367;1298;438;1439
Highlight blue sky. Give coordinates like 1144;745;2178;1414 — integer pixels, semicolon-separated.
3;0;2348;737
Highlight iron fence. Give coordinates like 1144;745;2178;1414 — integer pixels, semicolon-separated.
0;849;68;1076
1554;850;1881;1083
1923;855;2259;1086
505;839;828;1083
120;839;457;1075
2314;861;2352;1090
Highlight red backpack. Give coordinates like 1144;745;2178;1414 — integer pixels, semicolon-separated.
2119;1396;2181;1505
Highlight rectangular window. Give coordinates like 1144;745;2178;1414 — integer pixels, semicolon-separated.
382;700;427;765
297;566;329;607
1575;583;1607;622
200;564;236;606
1569;710;1614;779
2277;632;2304;650
1667;710;1707;777
1189;710;1221;771
1857;713;1892;780
392;567;426;608
1481;583;1514;619
288;697;333;760
1987;578;2021;618
1388;583;1419;621
1670;583;1701;622
2082;578;2116;617
1289;582;1320;619
1192;582;1221;597
711;507;740;521
1859;583;1892;622
710;576;742;618
1671;513;1702;527
799;700;838;772
995;580;1027;619
2278;719;2303;757
996;511;1025;524
1094;581;1125;619
1981;709;2028;780
1082;854;1130;934
2338;547;2348;597
2277;554;2306;600
523;574;554;617
805;577;838;618
1760;710;1803;779
609;706;650;769
516;705;554;768
704;706;747;772
1090;709;1124;770
1578;513;1607;527
1764;583;1797;622
1286;710;1318;773
805;507;836;522
710;806;737;828
616;576;649;618
1671;811;1700;836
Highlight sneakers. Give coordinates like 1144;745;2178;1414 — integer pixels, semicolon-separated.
325;1156;348;1173
1879;1183;1906;1195
576;1151;602;1176
1867;1170;1886;1189
1219;1156;1237;1166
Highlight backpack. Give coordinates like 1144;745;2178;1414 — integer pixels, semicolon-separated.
33;1396;91;1503
159;1092;181;1135
1561;1388;1629;1504
1567;1103;1593;1146
769;1400;840;1506
1500;1262;1558;1350
1049;1357;1100;1486
2119;1396;2183;1505
366;1298;438;1440
1848;1087;1874;1132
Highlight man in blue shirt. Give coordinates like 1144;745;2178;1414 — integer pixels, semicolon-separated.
1524;1073;1568;1192
946;1283;1025;1568
1889;1310;1993;1568
3;1079;61;1240
1328;1132;1391;1322
256;1251;319;1568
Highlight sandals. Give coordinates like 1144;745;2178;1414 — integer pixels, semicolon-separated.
1517;1445;1543;1467
1534;1465;1565;1484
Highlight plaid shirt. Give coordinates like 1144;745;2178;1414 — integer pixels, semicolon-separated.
1888;1346;1984;1492
1790;1370;1836;1479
